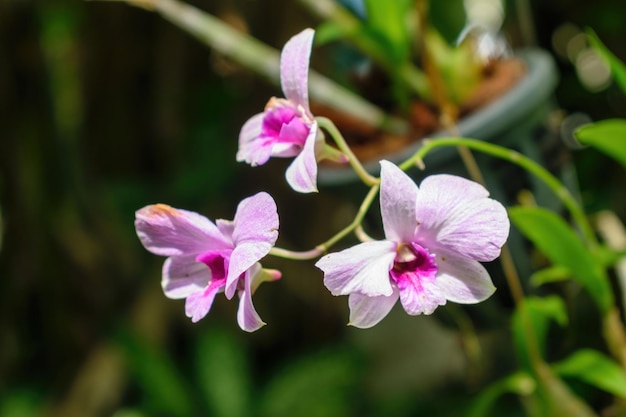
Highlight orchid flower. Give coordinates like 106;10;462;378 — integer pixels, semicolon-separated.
134;192;280;332
237;28;344;193
316;161;510;328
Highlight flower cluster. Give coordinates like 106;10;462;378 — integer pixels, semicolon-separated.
134;29;510;332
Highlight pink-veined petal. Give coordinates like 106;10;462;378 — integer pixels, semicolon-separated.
280;28;314;113
135;204;231;257
237;264;266;332
348;288;399;329
237;113;272;166
184;277;226;323
379;160;419;242
285;122;319;193
415;174;510;262
316;240;397;297
435;252;496;304
162;256;211;299
397;272;447;315
225;192;278;297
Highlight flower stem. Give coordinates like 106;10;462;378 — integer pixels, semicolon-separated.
316;116;380;187
404;137;598;248
269;183;380;260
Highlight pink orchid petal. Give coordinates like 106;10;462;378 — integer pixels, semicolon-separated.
237;113;272;166
415;174;510;262
397;272;447;315
348;289;399;329
379;160;419;242
216;219;235;243
225;192;279;298
184;277;226;323
285;122;319;193
237;264;266;332
435;252;496;304
162;256;211;299
317;240;397;297
280;28;314;113
135;204;231;257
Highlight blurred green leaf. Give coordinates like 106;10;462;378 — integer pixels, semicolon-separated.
116;330;195;417
553;349;626;398
0;389;43;417
587;28;626;93
512;296;568;371
260;348;360;417
575;119;626;169
509;206;613;312
530;265;572;287
363;0;412;65
468;372;536;417
195;328;251;417
315;21;349;45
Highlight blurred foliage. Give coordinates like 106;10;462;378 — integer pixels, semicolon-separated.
1;0;626;416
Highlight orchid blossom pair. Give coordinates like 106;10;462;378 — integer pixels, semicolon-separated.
134;28;510;332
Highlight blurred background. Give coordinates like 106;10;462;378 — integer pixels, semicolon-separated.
1;0;625;416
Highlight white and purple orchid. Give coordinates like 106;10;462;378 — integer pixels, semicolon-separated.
237;28;342;193
134;192;280;332
316;161;510;328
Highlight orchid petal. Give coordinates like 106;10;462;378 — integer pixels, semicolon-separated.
135;204;231;257
225;192;279;297
184;277;225;323
237;264;266;332
435;252;496;304
280;28;314;113
397;272;447;315
285;122;319;193
379;161;420;242
317;240;397;297
415;174;510;262
162;256;211;299
237;113;272;166
348;289;399;329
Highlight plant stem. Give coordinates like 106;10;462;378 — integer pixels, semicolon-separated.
269;183;380;260
316;117;379;187
120;0;408;134
405;137;598;249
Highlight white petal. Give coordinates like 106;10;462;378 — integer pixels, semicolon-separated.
237;265;266;332
348;289;399;329
162;256;211;299
379;160;419;242
435;252;496;304
285;122;319;193
316;240;397;297
280;28;314;113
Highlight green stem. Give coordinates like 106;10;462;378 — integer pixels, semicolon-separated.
269;183;380;260
316;117;379;187
405;137;598;249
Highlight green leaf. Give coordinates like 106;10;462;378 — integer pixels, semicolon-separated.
260;348;360;417
115;330;195;417
553;349;626;398
363;0;412;64
468;372;536;417
512;296;568;371
587;28;626;93
509;206;613;312
530;265;573;287
195;328;251;417
575;119;626;168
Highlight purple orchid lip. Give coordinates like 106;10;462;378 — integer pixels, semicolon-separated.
134;192;280;332
316;160;510;328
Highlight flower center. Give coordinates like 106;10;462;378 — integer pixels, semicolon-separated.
261;98;310;145
391;243;438;283
196;251;231;282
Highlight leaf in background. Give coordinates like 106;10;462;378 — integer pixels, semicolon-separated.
553;349;626;398
575;119;626;168
115;330;195;417
0;389;43;417
260;348;361;417
529;265;572;287
509;206;613;313
512;296;568;372
195;328;252;417
468;372;536;417
363;0;412;65
587;28;626;93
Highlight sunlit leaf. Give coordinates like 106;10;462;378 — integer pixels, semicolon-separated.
530;265;572;287
509;206;613;312
553;349;626;398
363;0;412;65
512;296;568;371
195;328;251;417
587;28;626;93
575;119;626;168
